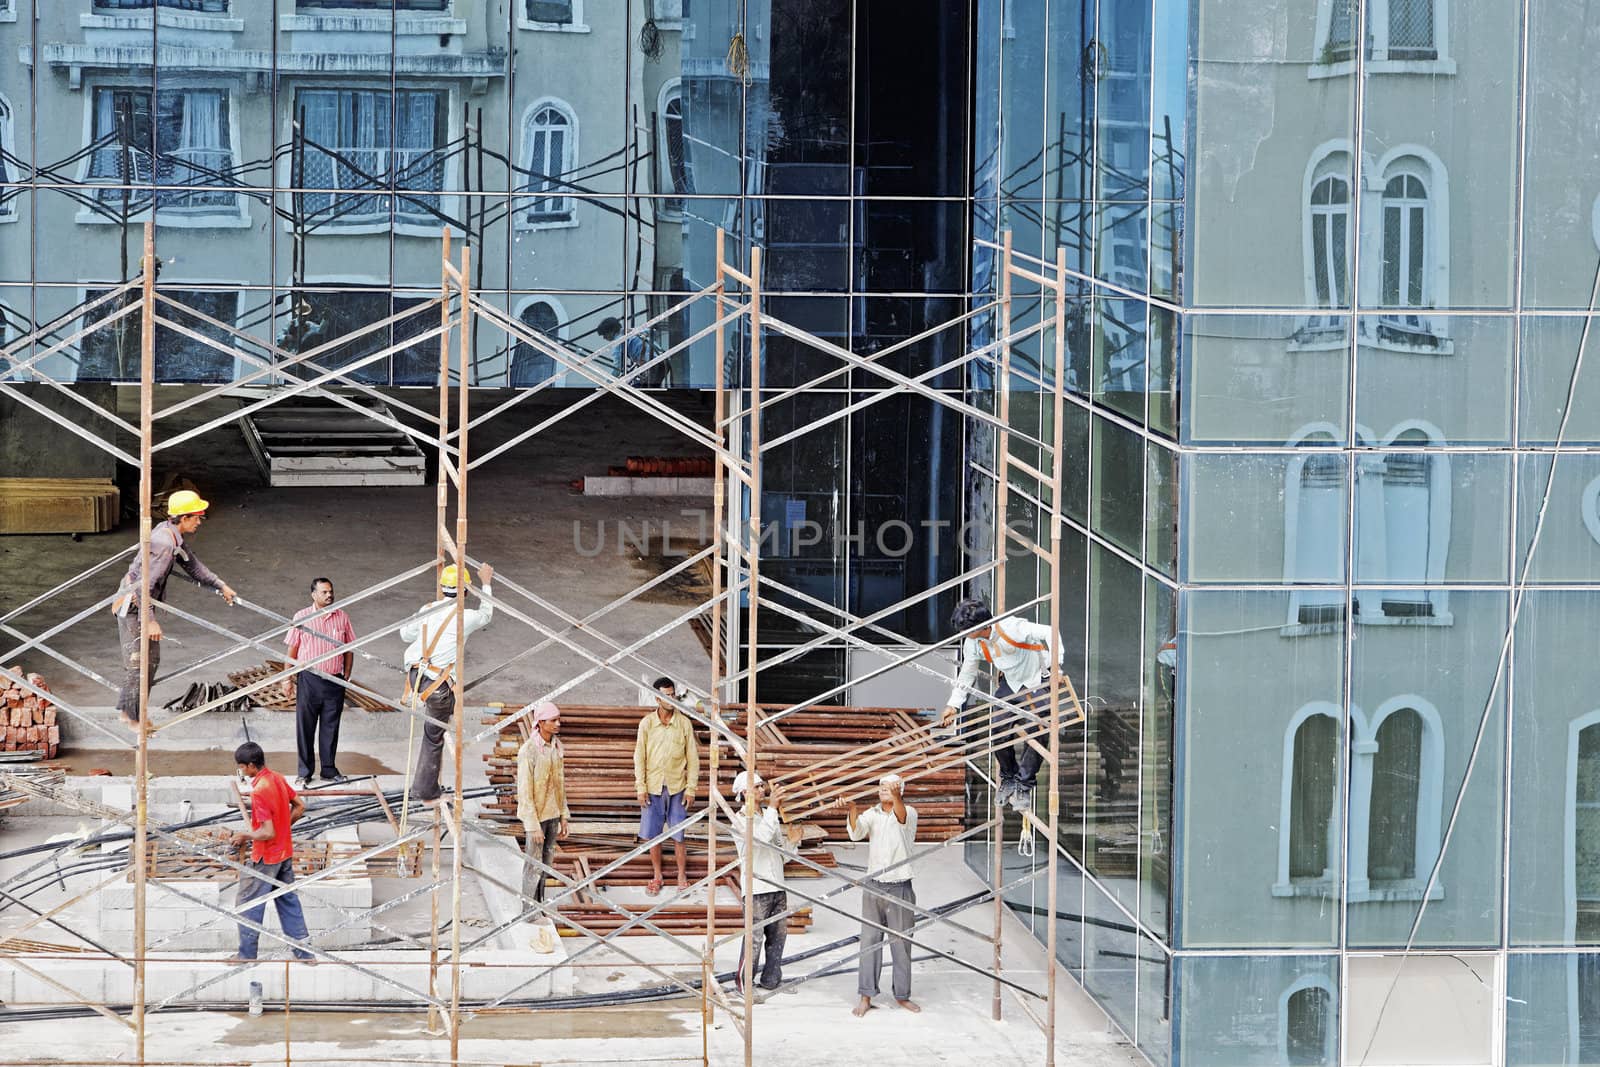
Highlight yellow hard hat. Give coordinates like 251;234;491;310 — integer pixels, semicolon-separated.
167;489;210;517
440;563;471;589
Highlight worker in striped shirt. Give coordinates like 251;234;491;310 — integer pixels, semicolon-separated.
283;577;356;789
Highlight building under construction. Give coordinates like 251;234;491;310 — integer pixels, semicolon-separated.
1;1;1598;1065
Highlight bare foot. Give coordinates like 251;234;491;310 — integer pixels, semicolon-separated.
895;998;921;1013
119;715;140;731
676;877;690;892
852;996;875;1017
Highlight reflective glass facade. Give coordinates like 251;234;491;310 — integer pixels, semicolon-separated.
976;0;1600;1062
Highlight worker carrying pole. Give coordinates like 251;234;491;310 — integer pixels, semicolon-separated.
939;596;1062;814
110;488;238;731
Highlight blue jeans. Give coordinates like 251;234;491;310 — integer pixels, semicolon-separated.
236;858;312;960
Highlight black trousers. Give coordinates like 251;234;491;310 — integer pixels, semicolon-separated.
115;611;159;720
409;667;454;802
295;671;346;780
993;678;1047;787
522;818;561;904
738;889;788;990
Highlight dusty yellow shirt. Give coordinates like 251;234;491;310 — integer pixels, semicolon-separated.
633;709;699;797
515;733;569;826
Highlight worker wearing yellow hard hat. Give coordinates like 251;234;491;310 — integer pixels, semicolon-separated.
399;559;498;804
111;486;238;731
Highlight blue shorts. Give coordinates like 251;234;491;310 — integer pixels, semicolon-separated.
640;787;690;843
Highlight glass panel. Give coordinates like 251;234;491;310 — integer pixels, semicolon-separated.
1177;590;1343;949
1520;316;1600;447
1181;313;1350;446
1346;954;1496;1065
1086;543;1142;914
1189;0;1354;309
1145;442;1177;578
1090;414;1143;557
1351;450;1510;586
1140;576;1176;939
1175;955;1339;1066
1355;315;1513;447
1507;953;1600;1065
1083;881;1139;1039
751;0;852;197
1346;591;1507;949
853;0;968;198
1510;592;1600;947
1183;449;1346;587
1516;453;1600;585
1522;3;1600;308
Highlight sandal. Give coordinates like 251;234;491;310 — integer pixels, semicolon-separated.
646;877;663;897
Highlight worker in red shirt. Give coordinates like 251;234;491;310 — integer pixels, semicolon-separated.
228;742;314;963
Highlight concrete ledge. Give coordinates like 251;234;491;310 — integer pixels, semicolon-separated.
581;476;713;497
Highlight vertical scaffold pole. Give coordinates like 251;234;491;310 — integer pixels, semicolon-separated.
740;244;764;1067
991;229;1015;1022
427;227;453;1037
133;219;155;1067
1043;244;1068;1067
448;242;472;1063
703;227;730;1060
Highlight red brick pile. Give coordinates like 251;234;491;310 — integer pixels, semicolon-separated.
0;667;61;758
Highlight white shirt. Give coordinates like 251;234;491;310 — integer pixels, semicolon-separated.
400;587;494;676
947;616;1062;710
848;804;918;884
733;805;788;895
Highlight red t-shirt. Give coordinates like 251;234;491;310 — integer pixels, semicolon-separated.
248;768;296;864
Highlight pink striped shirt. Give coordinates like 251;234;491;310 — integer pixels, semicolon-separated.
286;606;355;677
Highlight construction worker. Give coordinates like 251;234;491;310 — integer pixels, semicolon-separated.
598;316;666;387
111;489;237;730
284;577;356;789
400;561;495;806
228;742;314;964
515;700;570;906
939;596;1062;814
849;773;919;1017
732;769;790;993
634;676;698;896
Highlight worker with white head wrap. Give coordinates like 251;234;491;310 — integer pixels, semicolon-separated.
732;769;790;992
847;772;920;1016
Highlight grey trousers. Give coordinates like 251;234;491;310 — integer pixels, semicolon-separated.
738;889;788;990
522;818;560;904
857;878;915;1000
115;611;159;720
408;668;454;802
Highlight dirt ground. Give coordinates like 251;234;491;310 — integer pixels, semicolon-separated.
0;389;719;712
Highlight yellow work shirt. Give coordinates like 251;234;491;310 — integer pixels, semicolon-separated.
515;733;570;826
633;709;699;797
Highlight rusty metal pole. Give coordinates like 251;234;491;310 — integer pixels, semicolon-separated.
426;228;452;1037
739;245;764;1066
448;243;472;1063
132;219;155;1066
991;229;1014;1022
703;227;730;1059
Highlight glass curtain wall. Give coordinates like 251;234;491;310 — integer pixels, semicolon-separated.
976;0;1600;1063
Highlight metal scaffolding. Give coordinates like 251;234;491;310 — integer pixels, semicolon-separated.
0;222;1090;1066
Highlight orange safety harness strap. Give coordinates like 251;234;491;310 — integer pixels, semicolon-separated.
977;621;1050;664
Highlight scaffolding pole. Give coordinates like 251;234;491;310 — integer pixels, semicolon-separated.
0;224;1091;1067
